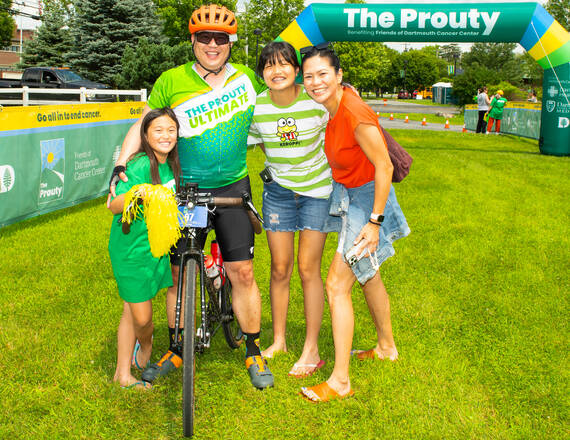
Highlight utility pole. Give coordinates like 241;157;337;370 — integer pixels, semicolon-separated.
403;59;408;93
244;2;249;67
254;29;262;71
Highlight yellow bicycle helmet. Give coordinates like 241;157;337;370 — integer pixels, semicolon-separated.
189;5;238;42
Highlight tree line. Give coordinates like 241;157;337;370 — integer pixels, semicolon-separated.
4;0;568;106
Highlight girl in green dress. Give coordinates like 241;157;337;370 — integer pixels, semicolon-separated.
108;107;181;389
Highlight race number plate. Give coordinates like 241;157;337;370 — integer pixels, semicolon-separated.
178;205;208;228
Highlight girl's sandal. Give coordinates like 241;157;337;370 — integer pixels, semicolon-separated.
288;360;326;378
132;341;151;371
300;382;354;403
121;381;152;390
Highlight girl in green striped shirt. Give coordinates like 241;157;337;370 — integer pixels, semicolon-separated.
248;41;335;378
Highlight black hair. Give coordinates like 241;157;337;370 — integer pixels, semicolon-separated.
256;41;300;77
133;107;181;190
300;45;341;74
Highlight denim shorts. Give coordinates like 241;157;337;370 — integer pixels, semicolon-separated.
262;180;334;233
324;181;411;284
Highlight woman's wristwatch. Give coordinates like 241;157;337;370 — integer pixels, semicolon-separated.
369;213;384;226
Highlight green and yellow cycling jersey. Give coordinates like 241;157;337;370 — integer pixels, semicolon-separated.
148;62;264;189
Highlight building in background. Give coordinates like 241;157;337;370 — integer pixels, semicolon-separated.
0;0;42;72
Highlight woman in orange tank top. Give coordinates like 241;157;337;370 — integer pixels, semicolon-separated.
298;44;410;402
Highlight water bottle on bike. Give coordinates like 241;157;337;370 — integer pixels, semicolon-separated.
210;239;225;286
204;254;222;290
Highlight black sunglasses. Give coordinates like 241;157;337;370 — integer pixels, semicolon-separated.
299;42;331;55
195;31;230;45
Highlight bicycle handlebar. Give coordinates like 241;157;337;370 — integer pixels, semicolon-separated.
177;182;263;235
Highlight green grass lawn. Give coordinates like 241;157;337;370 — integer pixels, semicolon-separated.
1;133;568;439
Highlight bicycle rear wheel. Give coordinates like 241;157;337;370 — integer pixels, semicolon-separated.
182;259;196;438
220;280;244;349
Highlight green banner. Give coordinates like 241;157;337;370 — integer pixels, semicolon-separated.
311;3;537;43
502;105;542;139
540;64;570;156
0;102;145;227
465;103;542;139
464;106;478;131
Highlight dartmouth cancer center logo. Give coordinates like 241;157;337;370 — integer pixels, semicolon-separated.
39;138;65;204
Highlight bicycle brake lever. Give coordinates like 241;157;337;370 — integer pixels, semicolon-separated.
241;193;263;223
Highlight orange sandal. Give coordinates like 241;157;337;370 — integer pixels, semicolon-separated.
300;382;354;403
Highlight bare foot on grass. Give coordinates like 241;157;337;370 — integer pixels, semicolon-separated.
261;341;287;359
113;374;151;390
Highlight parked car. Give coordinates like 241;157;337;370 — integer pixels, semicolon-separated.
0;67;114;103
412;88;433;100
397;89;410;99
420;87;433;99
0;77;21;88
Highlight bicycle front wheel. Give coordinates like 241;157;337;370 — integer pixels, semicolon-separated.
182;259;196;438
221;280;244;349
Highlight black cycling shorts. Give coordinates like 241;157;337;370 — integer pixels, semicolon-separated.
170;176;255;266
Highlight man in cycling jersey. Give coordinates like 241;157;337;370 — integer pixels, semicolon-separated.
108;4;273;390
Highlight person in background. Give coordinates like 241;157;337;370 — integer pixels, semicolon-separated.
487;90;508;135
476;86;490;134
527;90;538;103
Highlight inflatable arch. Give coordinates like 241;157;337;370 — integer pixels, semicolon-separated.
276;2;569;156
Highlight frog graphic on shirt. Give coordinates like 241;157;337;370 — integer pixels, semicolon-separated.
276;117;298;142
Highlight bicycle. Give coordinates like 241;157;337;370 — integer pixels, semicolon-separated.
172;181;262;438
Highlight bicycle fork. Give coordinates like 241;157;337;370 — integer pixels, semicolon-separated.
196;253;211;351
173;235;211;355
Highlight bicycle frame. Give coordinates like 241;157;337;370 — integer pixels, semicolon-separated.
172;180;258;354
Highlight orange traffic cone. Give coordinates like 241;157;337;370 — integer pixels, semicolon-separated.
421;117;427;126
404;115;409;123
383;99;387;106
389;113;394;120
444;119;450;129
462;124;467;133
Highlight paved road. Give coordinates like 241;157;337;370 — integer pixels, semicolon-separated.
367;99;461;115
378;116;465;132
